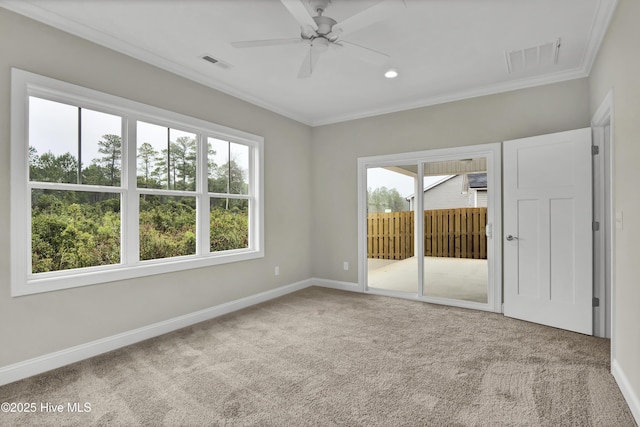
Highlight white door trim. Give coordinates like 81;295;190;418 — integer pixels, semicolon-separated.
591;89;614;341
357;142;502;313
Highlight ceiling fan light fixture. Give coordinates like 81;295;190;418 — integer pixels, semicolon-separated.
311;37;330;52
384;69;398;79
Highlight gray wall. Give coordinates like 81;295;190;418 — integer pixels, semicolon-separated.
310;79;591;281
0;9;313;367
589;0;640;412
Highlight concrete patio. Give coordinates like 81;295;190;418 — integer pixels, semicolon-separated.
367;256;488;303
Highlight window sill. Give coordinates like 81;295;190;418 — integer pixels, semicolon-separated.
12;249;264;297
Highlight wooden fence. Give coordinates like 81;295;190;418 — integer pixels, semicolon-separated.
367;208;487;260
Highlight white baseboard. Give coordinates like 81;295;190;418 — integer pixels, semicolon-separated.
612;358;640;424
311;278;362;292
0;279;312;387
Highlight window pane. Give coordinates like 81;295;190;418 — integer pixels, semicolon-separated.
207;138;249;195
81;108;122;186
28;98;123;186
139;195;196;260
170;128;197;191
29;97;79;184
230;142;249;195
210;198;249;252
137;122;196;190
137;121;165;188
31;189;121;273
207;137;229;193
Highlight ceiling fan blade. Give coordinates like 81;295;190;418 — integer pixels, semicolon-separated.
332;0;406;37
231;38;304;48
337;40;390;65
280;0;318;30
297;47;321;78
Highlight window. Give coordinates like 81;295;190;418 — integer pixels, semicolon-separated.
11;69;264;296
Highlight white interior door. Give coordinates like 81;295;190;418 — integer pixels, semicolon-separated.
503;128;593;335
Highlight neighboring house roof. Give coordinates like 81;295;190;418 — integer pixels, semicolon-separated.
405;175;456;200
424;175;457;192
468;173;487;189
406;173;487;201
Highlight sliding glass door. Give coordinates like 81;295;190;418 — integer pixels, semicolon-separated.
358;144;501;312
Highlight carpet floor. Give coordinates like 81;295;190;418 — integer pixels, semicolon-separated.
0;286;636;426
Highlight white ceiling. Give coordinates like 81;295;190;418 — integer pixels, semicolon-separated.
1;0;617;126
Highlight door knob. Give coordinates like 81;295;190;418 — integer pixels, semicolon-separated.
506;235;518;241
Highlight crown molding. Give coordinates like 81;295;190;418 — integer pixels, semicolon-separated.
580;0;619;76
1;0;618;128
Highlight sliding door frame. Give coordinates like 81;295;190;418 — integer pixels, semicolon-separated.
357;143;502;313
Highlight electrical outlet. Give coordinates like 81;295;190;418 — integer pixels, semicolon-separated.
275;266;280;276
343;261;349;271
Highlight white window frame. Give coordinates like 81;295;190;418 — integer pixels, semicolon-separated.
10;68;264;296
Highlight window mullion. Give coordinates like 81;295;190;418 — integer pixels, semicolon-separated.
206;192;250;199
28;181;126;193
198;134;210;255
137;188;199;197
124;117;139;265
77;107;82;184
250;142;260;252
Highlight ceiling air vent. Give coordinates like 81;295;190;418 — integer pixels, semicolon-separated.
201;54;232;70
203;55;218;64
505;38;560;74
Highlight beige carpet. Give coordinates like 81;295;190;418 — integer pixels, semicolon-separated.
0;287;636;426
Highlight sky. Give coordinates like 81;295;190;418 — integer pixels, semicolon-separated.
29;96;119;164
28;96;249;178
367;167;446;198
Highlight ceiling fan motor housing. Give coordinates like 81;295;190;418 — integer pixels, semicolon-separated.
313;15;337;36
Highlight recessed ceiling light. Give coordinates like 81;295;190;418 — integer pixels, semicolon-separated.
384;69;398;79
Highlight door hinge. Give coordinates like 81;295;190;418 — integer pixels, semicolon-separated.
593;297;600;307
593;221;600;231
592;145;600;155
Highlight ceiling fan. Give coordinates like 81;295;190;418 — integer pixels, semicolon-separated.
231;0;406;78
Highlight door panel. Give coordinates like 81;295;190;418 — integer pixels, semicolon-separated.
366;166;418;294
422;159;489;304
517;199;540;298
516;142;576;188
504;128;592;335
549;198;575;304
